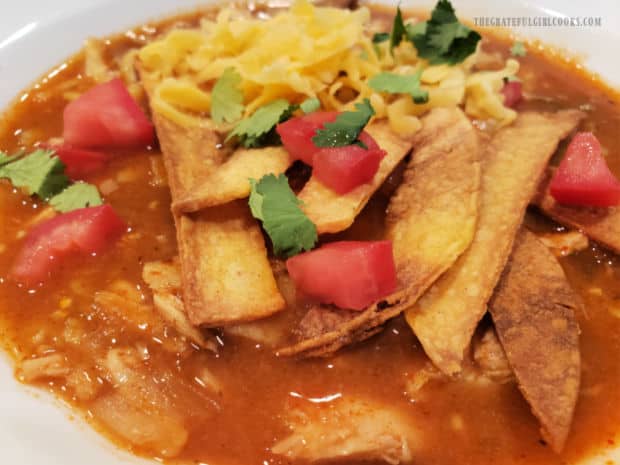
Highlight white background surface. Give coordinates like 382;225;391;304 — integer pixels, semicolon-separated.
0;1;619;464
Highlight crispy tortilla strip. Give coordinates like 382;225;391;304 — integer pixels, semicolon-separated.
489;230;581;453
180;201;285;326
406;110;584;375
299;121;413;234
138;63;286;326
278;107;481;357
534;169;620;254
173;146;291;212
142;260;217;351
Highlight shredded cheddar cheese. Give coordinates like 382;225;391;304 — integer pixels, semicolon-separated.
136;0;520;135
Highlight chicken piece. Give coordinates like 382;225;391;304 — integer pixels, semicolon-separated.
534;169;620;253
279;107;480;358
407;109;584;376
93;348;189;458
93;280;188;354
272;398;416;464
472;327;514;384
489;230;581;453
225;319;289;347
16;354;69;383
404;363;445;401
142;260;217;351
536;230;589;257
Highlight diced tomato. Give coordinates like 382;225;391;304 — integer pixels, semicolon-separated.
43;143;108;180
286;240;397;310
501;80;523;108
550;132;620;207
276;111;339;165
63;78;154;149
11;205;126;285
312;132;386;194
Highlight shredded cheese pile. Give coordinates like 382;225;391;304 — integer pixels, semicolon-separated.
136;0;519;136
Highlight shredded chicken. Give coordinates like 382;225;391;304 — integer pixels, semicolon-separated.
472;327;515;384
142;260;217;351
536;230;589;257
16;354;69;383
93;347;189;457
272;398;416;464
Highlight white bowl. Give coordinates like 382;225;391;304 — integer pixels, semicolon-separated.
0;1;618;464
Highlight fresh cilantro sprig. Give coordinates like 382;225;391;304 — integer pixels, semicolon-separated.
408;0;481;65
226;99;296;148
510;41;527;57
0;151;21;167
0;149;69;200
383;1;480;65
211;67;244;124
49;182;103;213
249;174;317;258
390;7;408;52
372;32;390;44
300;97;321;114
0;148;105;213
312;99;375;148
369;70;429;104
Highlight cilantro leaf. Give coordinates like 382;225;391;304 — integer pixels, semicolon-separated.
390;7;407;51
510;41;527;57
300;97;321;114
211;67;244;124
226;99;293;148
368;70;429;104
249;174;317;258
312;99;375;148
0;151;21;167
408;0;481;65
372;32;390;44
49;182;103;213
0;149;69;199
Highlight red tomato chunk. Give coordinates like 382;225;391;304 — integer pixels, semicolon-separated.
276;111;339;165
312;132;386;195
11;205;126;285
501;80;523;108
44;143;108;180
63;79;154;149
286;240;397;310
550;132;620;207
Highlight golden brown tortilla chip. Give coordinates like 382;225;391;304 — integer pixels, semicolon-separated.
173;146;291;212
278;107;481;357
534;169;620;254
406;110;584;376
489;230;581;453
138;63;286;326
180;202;285;326
299;121;413;234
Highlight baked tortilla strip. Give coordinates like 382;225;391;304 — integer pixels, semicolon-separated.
179;202;285;326
489;230;581;453
299;121;413;234
173;146;291;212
278;107;481;357
407;109;584;376
534;169;620;254
138;64;285;326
